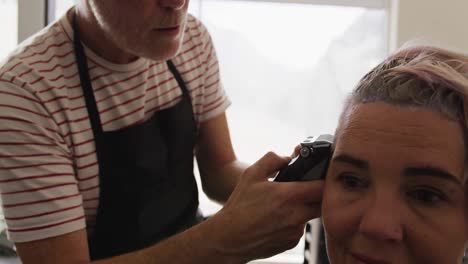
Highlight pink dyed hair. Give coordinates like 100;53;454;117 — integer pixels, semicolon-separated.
347;45;468;125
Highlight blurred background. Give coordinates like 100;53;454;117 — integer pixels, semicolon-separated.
0;0;467;263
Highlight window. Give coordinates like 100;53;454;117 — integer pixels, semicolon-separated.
0;0;18;60
53;0;73;21
0;0;17;243
52;1;388;263
188;1;388;263
0;0;18;227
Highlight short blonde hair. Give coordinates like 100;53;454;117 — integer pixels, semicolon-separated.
346;46;468;125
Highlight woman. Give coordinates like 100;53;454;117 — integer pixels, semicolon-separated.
322;46;468;264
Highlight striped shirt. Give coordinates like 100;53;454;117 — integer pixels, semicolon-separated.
0;11;230;243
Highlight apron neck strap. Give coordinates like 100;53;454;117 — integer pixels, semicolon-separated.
166;60;192;103
72;11;194;136
72;10;104;134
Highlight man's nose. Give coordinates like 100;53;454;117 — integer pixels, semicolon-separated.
159;0;186;10
358;195;404;242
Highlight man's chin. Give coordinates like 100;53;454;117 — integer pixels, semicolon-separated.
133;44;182;61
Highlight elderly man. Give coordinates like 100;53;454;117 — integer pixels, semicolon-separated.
0;0;322;263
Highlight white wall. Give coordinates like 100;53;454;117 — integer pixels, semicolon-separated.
389;0;468;54
17;0;46;42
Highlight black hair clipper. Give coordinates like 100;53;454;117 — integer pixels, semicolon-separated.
274;134;334;182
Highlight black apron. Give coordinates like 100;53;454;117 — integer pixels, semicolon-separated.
72;14;201;260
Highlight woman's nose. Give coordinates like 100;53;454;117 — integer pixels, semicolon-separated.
358;196;404;242
159;0;186;10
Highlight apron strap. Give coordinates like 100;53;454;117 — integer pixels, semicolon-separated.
73;11;193;137
166;60;193;103
72;11;103;135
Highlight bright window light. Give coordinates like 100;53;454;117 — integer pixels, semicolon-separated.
189;1;387;263
54;0;74;21
0;0;18;60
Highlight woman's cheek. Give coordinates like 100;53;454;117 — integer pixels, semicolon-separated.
322;184;361;264
322;181;362;243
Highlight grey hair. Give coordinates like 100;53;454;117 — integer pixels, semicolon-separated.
344;46;468;126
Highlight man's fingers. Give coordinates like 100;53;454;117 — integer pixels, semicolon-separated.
280;180;325;203
290;203;322;225
248;152;291;181
291;144;301;159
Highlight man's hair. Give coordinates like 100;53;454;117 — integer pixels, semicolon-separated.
344;46;468;125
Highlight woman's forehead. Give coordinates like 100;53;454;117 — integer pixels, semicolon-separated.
334;102;465;179
337;102;463;145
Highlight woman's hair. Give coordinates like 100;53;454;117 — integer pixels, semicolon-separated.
343;46;468;125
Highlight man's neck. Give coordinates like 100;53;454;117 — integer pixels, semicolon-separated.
68;5;139;64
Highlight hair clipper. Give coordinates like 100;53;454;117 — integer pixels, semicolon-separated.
274;134;334;182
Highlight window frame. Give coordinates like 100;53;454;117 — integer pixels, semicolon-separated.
227;0;386;8
17;0;47;42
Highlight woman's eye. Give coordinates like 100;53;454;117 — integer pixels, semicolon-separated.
408;188;447;206
337;174;366;191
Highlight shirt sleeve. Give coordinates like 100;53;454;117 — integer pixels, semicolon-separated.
191;16;231;123
0;79;85;243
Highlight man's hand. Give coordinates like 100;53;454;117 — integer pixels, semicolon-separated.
207;151;324;262
15;151;322;264
291;144;301;158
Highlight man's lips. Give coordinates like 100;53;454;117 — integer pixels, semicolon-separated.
156;25;180;31
153;25;181;36
351;253;390;264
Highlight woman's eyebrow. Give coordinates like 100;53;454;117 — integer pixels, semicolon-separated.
332;154;369;169
332;155;461;184
404;167;462;185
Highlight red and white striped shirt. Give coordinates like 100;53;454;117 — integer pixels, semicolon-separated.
0;11;230;243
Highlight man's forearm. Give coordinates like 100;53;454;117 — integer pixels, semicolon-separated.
93;216;243;264
200;160;250;204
